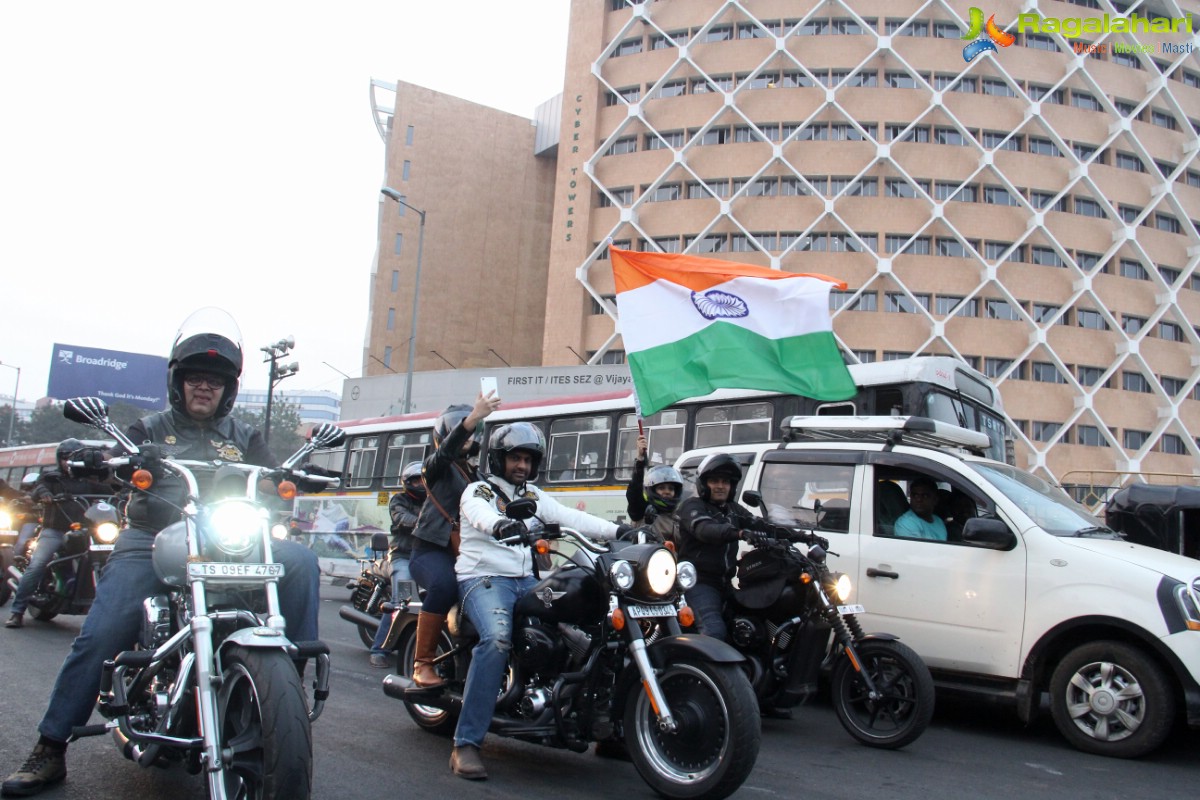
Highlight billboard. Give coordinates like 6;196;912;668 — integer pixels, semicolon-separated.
47;343;168;411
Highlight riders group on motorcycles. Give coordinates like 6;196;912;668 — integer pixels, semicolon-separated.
1;315;324;798
623;434;683;546
369;460;426;667
6;439;112;631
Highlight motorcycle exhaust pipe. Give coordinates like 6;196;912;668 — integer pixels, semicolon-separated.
7;564;22;580
338;604;381;632
382;673;459;713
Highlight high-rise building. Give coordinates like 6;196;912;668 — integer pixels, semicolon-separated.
369;0;1200;491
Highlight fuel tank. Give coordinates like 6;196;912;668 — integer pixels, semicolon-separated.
514;565;606;624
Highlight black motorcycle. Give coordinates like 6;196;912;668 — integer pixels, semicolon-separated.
382;499;761;800
5;494;120;621
727;491;935;749
339;532;400;647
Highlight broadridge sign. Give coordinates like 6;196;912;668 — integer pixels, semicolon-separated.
47;343;168;411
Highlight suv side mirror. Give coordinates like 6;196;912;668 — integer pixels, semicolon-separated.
961;517;1017;550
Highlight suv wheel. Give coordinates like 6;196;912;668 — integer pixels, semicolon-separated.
1048;640;1174;758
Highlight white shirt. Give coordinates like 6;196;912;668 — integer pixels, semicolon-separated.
456;476;619;580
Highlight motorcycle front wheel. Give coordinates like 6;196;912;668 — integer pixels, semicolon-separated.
624;660;760;800
211;645;313;800
830;639;934;749
398;626;458;736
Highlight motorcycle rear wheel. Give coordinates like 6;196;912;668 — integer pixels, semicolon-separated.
356;621;376;648
625;660;761;800
398;627;458;736
211;645;313;800
830;639;934;749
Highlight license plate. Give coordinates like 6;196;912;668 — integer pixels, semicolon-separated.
838;603;866;615
186;562;285;580
625;603;677;619
90;544;114;551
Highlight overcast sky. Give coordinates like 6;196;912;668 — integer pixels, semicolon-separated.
0;1;570;403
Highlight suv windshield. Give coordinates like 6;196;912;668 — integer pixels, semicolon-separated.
967;461;1108;537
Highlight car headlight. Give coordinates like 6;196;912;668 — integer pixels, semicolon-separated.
93;522;120;544
207;502;265;558
676;560;697;591
828;572;853;603
0;510;12;531
610;560;635;592
645;548;677;597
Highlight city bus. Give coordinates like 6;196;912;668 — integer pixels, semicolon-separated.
295;357;1010;559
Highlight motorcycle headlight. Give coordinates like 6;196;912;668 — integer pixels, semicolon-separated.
609;560;635;592
0;510;12;531
645;548;677;597
207;502;265;558
676;560;697;591
94;522;120;544
271;523;289;540
828;572;853;603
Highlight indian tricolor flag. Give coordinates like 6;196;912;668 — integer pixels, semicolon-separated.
611;248;857;416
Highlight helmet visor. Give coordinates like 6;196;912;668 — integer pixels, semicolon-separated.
173;307;245;362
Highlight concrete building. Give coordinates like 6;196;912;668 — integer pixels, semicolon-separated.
367;0;1200;493
235;389;341;425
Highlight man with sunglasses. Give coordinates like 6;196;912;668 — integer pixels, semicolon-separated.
3;309;322;797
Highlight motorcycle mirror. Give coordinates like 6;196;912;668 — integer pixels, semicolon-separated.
505;497;538;521
63;397;111;427
309;422;346;449
741;490;763;508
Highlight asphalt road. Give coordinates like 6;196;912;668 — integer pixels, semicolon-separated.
0;580;1196;799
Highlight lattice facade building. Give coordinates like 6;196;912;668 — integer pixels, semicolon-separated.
543;0;1200;488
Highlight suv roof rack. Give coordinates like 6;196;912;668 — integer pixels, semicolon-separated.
781;415;991;455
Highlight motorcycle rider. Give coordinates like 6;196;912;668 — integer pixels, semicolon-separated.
6;439;112;630
1;309;323;798
675;452;766;643
449;422;623;780
369;460;426;667
408;392;501;688
624;435;683;545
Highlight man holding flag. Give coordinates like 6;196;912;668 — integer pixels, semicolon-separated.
609;247;857;416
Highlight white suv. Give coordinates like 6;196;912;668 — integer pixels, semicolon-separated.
675;416;1200;758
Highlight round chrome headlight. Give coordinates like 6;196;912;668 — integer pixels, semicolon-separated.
609;560;635;592
94;522;120;544
645;548;677;597
829;572;853;603
676;560;697;591
0;510;12;531
270;523;289;540
207;502;264;557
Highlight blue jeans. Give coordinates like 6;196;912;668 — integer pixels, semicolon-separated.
687;582;728;642
409;541;457;615
370;556;412;656
453;575;536;748
11;527;66;616
37;529;321;743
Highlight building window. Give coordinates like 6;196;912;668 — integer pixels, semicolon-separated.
1161;376;1187;396
405;125;415;145
1076;309;1109;330
1115;151;1145;172
1076;252;1102;271
932;21;961;38
1158;264;1182;285
1071;90;1102;111
1073;197;1105;218
613;37;643;56
382;347;393;370
1161;434;1187;455
1028;84;1064;104
1151;109;1178;130
885;234;931;255
936;237;970;258
884;292;930;313
390;270;399;292
934;127;968;146
1073;142;1098;160
1032;361;1067;383
1119;259;1149;280
684;234;727;253
1124;429;1149;449
1028;137;1061;157
1123;372;1151;393
1033;421;1061;442
1078;365;1106;387
986;299;1020;321
702;25;733;42
386;308;395;331
587;350;627;365
885;72;921;89
1122;314;1146;334
1112;50;1142;68
983;186;1019;206
393;233;403;256
1033;303;1064;325
1158;321;1184;342
606;136;637;156
1030;246;1065;267
981;131;1020;151
936;295;978;317
732;177;778;197
981;78;1016;97
1156;213;1182;234
1025;33;1059;51
646;131;685;150
1075;425;1107;447
647;183;681;202
883;350;915;361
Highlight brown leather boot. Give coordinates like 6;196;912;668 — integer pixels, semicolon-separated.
449;744;487;780
412;611;447;688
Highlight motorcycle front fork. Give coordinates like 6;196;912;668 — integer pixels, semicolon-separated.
816;592;882;699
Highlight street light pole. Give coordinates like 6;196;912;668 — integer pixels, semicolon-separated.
381;186;426;414
0;362;20;446
260;337;298;446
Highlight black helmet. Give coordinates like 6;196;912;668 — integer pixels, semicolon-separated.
401;461;426;501
57;438;84;463
167;308;244;418
487;422;545;483
643;465;684;513
696;453;742;502
433;404;482;456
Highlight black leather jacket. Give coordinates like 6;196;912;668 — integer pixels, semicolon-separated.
120;409;270;533
676;495;756;588
30;470;113;531
388;490;422;557
412;421;479;549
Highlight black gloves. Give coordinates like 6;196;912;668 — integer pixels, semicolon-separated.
804;533;830;551
76;448;107;471
492;519;529;543
615;523;635;538
739;529;771;547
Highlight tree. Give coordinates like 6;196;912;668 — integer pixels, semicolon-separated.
23;401;160;445
231;401;305;465
0;405;28;448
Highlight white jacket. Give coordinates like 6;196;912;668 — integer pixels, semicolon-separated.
456;476;619;580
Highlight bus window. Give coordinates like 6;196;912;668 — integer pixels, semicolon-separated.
547;416;611;483
695;403;772;448
382;430;432;488
615;410;686;480
346;436;380;489
872;387;904;416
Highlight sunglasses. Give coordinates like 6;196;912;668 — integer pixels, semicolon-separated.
184;374;228;389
